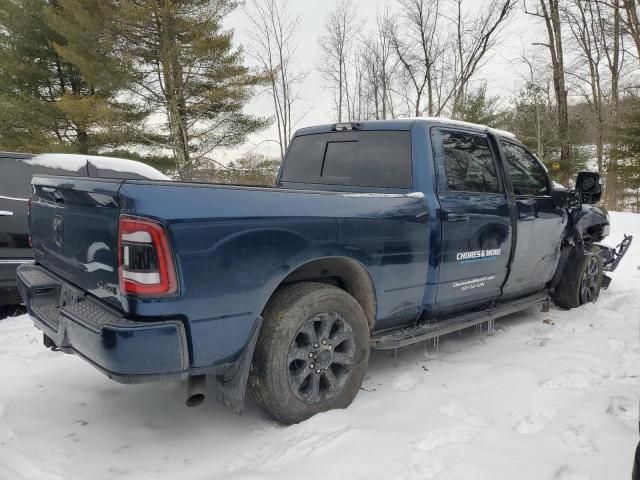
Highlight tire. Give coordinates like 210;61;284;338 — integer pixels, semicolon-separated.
552;246;603;309
249;282;370;424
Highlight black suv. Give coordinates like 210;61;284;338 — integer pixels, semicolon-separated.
0;152;169;318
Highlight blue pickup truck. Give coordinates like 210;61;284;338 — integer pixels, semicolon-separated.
17;118;631;424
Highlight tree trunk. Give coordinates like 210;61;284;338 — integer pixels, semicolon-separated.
77;129;89;154
623;0;640;62
607;2;622;209
537;1;570;167
338;53;343;122
551;1;570;165
426;67;433;117
157;1;190;178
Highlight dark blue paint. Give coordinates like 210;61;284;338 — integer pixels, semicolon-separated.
21;118;601;383
119;185;430;363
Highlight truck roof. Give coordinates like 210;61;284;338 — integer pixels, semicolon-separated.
295;117;517;140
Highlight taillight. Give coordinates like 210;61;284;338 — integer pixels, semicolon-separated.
118;215;177;296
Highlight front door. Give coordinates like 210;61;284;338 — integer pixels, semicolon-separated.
498;141;565;296
432;128;512;311
0;156;33;263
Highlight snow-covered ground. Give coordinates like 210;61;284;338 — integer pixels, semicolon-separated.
1;212;639;480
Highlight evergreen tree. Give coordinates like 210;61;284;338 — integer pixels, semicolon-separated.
0;0;147;155
0;0;71;152
500;81;586;183
109;0;267;179
456;82;502;127
611;95;640;210
48;0;155;155
192;153;280;185
505;81;559;161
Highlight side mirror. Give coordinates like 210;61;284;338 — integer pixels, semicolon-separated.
575;171;602;204
552;187;569;209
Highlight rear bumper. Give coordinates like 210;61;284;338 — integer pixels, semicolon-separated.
16;264;189;383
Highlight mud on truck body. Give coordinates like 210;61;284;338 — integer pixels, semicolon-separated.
17;118;632;424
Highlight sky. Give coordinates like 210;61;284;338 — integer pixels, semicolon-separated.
222;0;547;160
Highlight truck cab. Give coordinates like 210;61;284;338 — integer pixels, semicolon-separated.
281;120;569;319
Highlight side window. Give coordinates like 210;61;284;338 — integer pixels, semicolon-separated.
500;142;549;196
441;131;499;193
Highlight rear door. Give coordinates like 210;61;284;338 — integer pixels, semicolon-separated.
498;141;565;295
431;128;512;311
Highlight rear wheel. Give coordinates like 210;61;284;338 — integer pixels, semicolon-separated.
249;282;370;424
552;247;603;309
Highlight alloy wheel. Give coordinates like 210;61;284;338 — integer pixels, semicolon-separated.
287;311;356;404
580;256;600;303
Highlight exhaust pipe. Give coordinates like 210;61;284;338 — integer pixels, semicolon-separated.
186;374;206;407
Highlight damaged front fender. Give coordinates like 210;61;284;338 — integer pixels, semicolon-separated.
572;204;610;242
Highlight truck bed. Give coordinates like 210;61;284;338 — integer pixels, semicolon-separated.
28;175;430;370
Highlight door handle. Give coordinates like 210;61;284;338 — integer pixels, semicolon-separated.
444;212;469;222
0;210;14;216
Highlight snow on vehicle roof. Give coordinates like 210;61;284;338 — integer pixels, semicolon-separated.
26;153;170;180
408;116;517;139
295;118;518;138
341;191;425;198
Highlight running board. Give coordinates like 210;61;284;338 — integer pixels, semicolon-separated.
370;292;549;350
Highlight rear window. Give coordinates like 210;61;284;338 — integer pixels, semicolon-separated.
280;131;412;189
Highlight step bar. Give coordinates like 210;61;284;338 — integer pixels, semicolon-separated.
370;292;549;350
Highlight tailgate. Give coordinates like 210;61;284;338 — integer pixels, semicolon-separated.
30;176;123;308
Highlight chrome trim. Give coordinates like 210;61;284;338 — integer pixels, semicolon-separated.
0;195;28;202
122;270;160;284
0;259;34;265
122;231;152;243
0;210;14;216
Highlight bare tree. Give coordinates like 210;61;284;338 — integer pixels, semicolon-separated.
518;50;553;158
345;47;367;120
565;0;606;172
525;0;571;166
601;0;625;207
449;0;517;118
319;0;515;122
621;0;640;62
318;0;360;122
389;0;443;117
565;0;627;207
361;9;399;120
246;0;306;159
